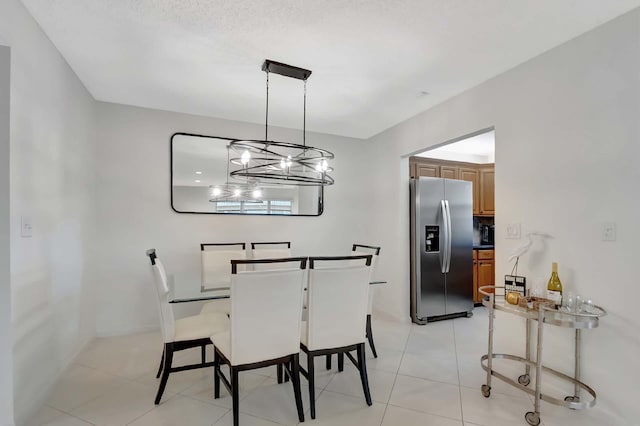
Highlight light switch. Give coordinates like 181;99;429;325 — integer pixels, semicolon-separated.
506;223;521;239
21;216;32;238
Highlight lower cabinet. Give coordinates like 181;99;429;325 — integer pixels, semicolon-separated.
473;249;494;303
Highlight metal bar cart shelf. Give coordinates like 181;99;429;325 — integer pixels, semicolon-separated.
478;285;606;426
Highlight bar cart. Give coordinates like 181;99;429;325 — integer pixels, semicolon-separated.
478;286;606;426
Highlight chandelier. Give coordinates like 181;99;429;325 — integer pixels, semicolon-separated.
228;60;335;186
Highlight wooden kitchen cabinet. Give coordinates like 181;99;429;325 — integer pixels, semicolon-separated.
459;167;479;215
473;249;495;303
440;165;458;180
410;157;493;217
479;168;495;215
415;163;440;178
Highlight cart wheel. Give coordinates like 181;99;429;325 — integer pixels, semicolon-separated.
481;384;491;398
525;411;540;426
564;395;579;409
518;374;531;386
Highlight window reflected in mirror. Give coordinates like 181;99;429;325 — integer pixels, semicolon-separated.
171;133;324;216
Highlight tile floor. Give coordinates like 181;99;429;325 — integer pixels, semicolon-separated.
28;308;612;426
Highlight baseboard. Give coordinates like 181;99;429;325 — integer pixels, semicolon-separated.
95;323;159;338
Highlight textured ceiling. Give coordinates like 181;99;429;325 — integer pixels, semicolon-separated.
21;0;640;139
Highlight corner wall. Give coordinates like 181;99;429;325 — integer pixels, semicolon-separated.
0;45;14;426
0;1;97;423
367;8;639;424
94;102;372;336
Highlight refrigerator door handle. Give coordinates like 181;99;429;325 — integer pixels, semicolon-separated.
444;200;452;273
440;200;449;274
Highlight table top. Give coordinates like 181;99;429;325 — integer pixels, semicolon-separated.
168;272;387;304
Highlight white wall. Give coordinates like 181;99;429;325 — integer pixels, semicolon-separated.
0;0;97;423
367;8;639;424
0;45;14;426
94;102;372;335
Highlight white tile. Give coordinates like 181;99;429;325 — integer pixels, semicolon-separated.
398;351;459;385
388;375;462;420
457;355;530;399
459;385;535;426
46;364;128;412
25;406;93;426
305;390;386;426
128;395;228;426
532;399;622;426
70;380;158;426
181;370;269;408
382;405;463;426
237;378;317;426
77;332;166;380
135;365;211;396
324;364;396;403
364;347;404;374
214;411;283;426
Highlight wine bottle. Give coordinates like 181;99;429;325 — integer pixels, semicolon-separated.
546;262;563;307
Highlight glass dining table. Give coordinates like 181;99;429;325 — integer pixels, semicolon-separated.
167;272;387;304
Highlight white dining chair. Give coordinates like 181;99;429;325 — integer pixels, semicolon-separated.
199;243;246;316
353;244;381;358
301;255;373;419
211;257;307;426
250;241;292;270
146;249;230;404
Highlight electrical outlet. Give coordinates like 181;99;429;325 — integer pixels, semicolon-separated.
601;222;616;242
506;223;521;239
21;216;32;238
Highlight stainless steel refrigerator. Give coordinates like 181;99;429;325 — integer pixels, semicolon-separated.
410;177;473;324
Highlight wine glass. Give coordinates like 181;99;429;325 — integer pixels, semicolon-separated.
562;292;575;312
582;298;594;314
574;295;583;313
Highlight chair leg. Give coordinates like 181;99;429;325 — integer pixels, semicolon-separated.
277;363;284;384
356;343;373;406
201;344;206;364
366;314;378;358
291;354;305;423
284;361;290;383
325;354;332;370
155;347;164;379
214;349;221;399
308;353;316;419
154;343;173;404
231;367;240;426
338;353;344;372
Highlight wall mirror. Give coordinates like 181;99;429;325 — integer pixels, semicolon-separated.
171;133;324;215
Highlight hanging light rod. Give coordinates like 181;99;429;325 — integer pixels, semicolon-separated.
262;59;312;81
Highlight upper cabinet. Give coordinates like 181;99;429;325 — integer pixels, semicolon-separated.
479;168;495;215
410;157;494;216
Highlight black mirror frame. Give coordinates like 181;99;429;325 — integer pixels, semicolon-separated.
170;132;325;216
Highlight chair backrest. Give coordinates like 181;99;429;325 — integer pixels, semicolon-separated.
353;245;381;314
228;258;307;365
201;243;247;292
305;255;372;351
146;249;175;343
250;242;293;271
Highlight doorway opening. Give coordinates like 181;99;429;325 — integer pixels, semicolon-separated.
409;129;495;307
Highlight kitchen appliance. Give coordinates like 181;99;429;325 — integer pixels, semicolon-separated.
481;224;495;245
410;177;474;324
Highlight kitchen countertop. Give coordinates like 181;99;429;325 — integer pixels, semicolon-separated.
473;244;494;249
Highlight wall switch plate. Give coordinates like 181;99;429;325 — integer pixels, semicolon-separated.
601;222;616;241
506;223;521;239
21;216;33;238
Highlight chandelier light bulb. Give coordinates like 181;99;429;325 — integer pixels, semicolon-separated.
241;149;251;165
233;188;242;197
252;189;262;199
211;186;222;197
280;158;286;169
321;159;328;171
